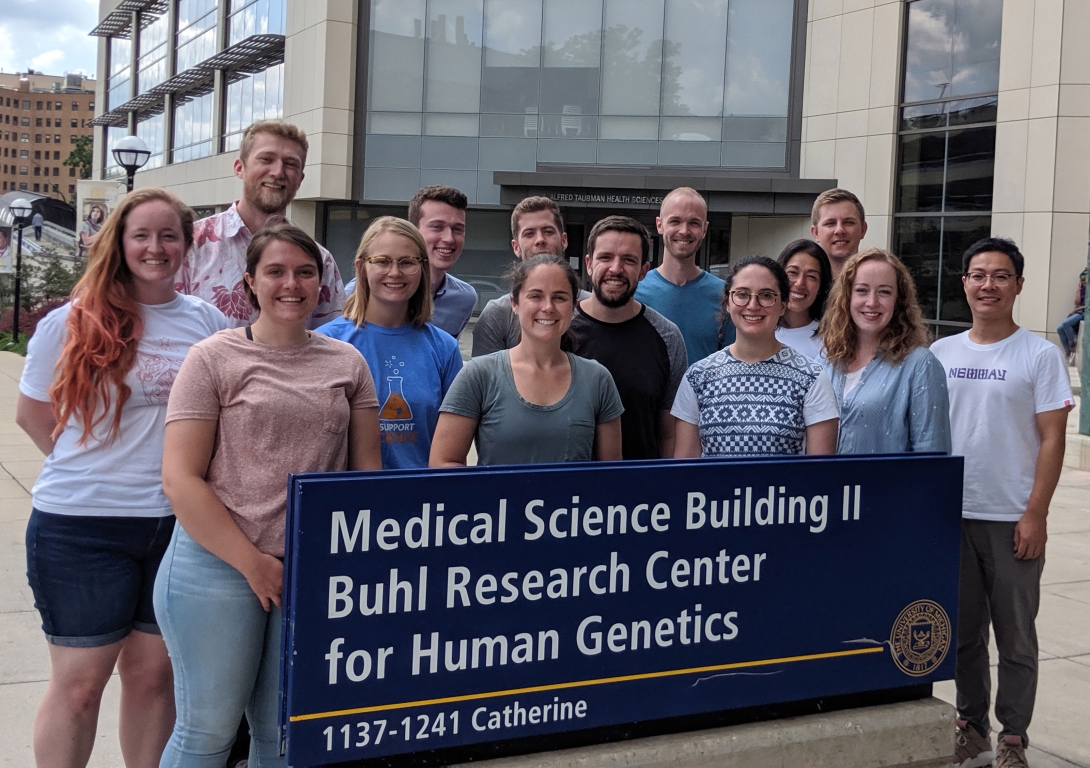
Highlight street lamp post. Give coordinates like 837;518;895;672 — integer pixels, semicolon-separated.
8;198;32;345
112;135;150;193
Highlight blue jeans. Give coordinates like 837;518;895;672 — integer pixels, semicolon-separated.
1057;312;1081;355
154;527;284;768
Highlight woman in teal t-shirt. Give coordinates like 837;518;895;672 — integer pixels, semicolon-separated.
431;254;624;466
317;217;462;469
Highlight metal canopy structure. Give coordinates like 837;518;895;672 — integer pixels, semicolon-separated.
89;0;169;38
87;34;285;127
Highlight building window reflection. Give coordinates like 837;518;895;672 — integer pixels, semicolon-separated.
229;0;286;45
138;13;170;94
364;0;800;204
107;36;132;111
137;112;166;169
177;0;219;73
223;63;285;152
894;0;1003;334
172;90;215;163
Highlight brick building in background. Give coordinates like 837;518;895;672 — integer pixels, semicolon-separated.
0;72;97;203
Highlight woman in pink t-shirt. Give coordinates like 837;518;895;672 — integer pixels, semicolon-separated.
155;223;382;767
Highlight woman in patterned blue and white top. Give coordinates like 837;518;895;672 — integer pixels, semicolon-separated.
672;255;839;457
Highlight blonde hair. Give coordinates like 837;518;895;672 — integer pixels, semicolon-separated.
239;119;309;164
811;188;865;226
820;248;928;368
343;217;433;328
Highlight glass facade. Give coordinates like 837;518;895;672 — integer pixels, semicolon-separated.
107;37;132;111
893;0;1002;334
364;0;798;204
223;63;285;151
101;0;284;175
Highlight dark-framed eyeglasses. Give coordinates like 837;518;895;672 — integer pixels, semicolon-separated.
729;289;781;308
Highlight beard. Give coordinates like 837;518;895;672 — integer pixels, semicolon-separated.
246;181;293;215
593;278;636;308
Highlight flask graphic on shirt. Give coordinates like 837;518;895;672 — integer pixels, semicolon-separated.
379;376;413;420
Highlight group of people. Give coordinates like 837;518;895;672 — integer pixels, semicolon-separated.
14;119;1072;768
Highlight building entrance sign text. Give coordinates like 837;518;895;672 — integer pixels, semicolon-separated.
279;455;962;767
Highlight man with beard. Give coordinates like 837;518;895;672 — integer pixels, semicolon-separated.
810;187;867;279
471;196;576;357
176;120;344;327
573;216;686;459
634;187;733;364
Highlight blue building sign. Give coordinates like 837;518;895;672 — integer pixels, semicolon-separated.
280;454;962;767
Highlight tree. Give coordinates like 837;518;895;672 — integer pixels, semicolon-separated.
63;136;93;180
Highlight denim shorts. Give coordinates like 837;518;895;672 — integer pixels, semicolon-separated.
25;509;175;648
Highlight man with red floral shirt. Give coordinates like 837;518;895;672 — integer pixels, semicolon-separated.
175;120;344;328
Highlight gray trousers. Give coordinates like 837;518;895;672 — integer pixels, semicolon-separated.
955;519;1044;743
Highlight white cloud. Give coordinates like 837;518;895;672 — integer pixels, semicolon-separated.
0;0;98;78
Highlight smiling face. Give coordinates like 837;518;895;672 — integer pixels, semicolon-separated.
784;251;823;316
727;264;785;340
962;250;1022;322
416;200;465;273
362;231;424;311
656;193;708;261
122;199;186;296
586;230;649;308
513;209;567;259
811;200;867;265
849;259;898;340
235;132;306;215
511;263;574;343
245;239;321;324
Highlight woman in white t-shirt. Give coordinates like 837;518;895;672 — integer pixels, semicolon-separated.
820;248;950;454
15;188;227;767
774;239;832;360
672;255;839;458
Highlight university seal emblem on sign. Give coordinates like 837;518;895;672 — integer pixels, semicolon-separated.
890;600;951;677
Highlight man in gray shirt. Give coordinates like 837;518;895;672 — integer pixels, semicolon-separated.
471;196;575;357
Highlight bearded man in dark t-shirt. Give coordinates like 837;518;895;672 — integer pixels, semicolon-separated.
572;216;687;459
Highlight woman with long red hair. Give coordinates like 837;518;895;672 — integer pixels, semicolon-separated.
15;188;227;767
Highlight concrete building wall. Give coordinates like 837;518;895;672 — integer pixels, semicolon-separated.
799;0;903;256
991;0;1090;341
731;215;813;259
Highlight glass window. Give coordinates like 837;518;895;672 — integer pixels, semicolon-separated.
481;0;541;114
903;0;1003;104
425;0;484;113
369;0;426;113
223;63;285;151
229;0;286;45
138;13;170;94
104;126;127;177
137;112;166;170
177;0;220;72
893;215;988;324
661;0;728;117
540;0;601;116
108;36;132;110
172;90;216;163
601;0;665;116
724;0;793;117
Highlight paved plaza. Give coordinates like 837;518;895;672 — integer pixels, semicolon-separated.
0;349;1086;767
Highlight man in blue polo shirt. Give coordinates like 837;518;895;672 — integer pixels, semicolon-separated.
634;187;734;363
346;185;477;338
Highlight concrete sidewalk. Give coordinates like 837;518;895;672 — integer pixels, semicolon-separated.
0;349;1087;767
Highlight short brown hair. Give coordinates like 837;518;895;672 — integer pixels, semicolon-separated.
819;248;928;368
587;216;651;264
407;185;468;226
511;196;564;239
244;222;324;311
344;217;433;328
239;119;309;164
811;188;865;226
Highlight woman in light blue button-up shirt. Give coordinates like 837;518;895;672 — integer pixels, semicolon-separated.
820;248;951;454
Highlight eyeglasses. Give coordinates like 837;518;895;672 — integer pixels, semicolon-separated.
964;271;1016;287
366;256;423;274
729;290;781;307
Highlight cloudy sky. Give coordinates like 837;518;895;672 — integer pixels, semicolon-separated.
0;0;100;79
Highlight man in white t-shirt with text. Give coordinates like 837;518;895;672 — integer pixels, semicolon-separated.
930;237;1072;768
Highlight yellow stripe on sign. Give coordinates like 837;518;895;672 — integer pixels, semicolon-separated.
289;646;885;723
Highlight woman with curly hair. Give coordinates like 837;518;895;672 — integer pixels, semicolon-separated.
820;248;950;453
15;189;228;767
